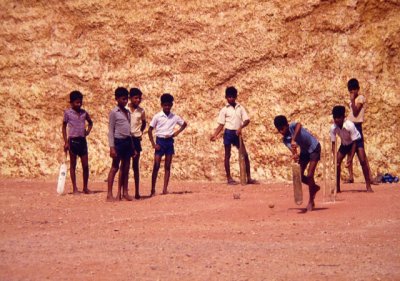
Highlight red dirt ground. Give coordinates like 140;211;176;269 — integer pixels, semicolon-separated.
0;178;399;280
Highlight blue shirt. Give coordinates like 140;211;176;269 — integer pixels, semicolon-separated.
283;122;319;154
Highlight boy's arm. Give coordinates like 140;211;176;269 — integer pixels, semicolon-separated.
141;111;146;133
85;113;93;136
236;119;250;136
148;126;160;150
62;122;68;152
291;122;301;151
173;121;187;137
210;124;224;141
350;95;364;117
108;112;117;158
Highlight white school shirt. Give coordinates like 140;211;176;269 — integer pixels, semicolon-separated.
348;95;366;123
217;103;249;130
128;105;146;137
149;111;185;138
330;120;361;146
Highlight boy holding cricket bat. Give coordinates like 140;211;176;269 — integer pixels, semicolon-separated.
107;87;136;202
148;93;187;196
129;88;146;199
273;115;320;211
330;105;373;193
210;86;257;185
62;91;93;194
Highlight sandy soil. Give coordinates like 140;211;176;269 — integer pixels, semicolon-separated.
0;178;399;281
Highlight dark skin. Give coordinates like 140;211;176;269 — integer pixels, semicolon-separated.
129;95;146;199
210;96;257;184
332;115;373;193
148;102;187;196
62;98;93;194
107;96;137;202
277;122;319;212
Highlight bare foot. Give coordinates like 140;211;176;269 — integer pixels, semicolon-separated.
135;194;141;200
83;188;93;194
366;187;374;193
162;190;169;195
72;190;80;195
106;195;115;202
150;190;155;197
123;194;133;201
247;179;259;184
306;201;314;212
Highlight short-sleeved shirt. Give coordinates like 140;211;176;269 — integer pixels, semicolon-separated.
108;106;131;147
283;122;319;154
330;120;361;146
149;111;185;138
129;105;145;137
63;108;90;138
348;95;366;123
217;103;249;130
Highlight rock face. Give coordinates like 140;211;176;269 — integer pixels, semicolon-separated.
0;0;399;181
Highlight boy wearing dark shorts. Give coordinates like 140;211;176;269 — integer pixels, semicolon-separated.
330;106;373;193
210;86;257;185
129;88;146;199
62;91;93;194
148;93;187;196
274;115;320;211
107;87;136;201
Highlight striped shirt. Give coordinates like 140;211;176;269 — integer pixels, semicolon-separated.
63;108;90;138
108;106;131;147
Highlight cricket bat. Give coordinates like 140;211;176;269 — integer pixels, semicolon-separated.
239;136;247;185
333;139;338;200
56;153;67;195
292;162;303;205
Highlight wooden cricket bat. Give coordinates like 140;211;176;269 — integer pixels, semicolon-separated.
56;153;67;195
333;139;338;200
292;162;303;205
239;136;247;185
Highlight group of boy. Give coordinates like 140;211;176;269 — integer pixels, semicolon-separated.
62;78;374;210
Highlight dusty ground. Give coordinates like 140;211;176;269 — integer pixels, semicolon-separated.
0;178;399;281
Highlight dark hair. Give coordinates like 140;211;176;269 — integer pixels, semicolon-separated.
225;86;238;98
332;105;346;118
115;87;129;99
274;115;288;130
347;78;360;91
160;93;174;104
129;88;143;98
70;91;83;102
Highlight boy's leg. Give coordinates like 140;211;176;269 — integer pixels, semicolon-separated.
336;151;346;193
151;155;162;196
356;147;373;192
224;145;235;183
69;151;79;194
133;153;141;199
346;154;354;183
306;160;320;211
121;158;133;200
163;154;173;194
80;154;92;194
107;158;120;201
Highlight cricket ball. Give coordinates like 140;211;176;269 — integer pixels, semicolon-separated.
268;203;275;208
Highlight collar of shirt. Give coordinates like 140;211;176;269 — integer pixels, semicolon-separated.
225;103;241;109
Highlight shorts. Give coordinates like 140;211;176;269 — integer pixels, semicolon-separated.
114;137;134;159
69;137;88;157
299;143;321;165
339;139;364;155
155;137;174;156
132;137;142;153
354;123;364;147
223;129;239;147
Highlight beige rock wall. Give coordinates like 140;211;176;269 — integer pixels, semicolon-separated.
0;0;399;181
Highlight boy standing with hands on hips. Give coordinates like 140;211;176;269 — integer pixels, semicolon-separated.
148;93;187;196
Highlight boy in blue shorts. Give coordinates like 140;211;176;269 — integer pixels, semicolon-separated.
62;90;93;194
330;105;373;193
107;87;136;201
148;93;187;196
274;115;320;211
210;86;257;185
129;88;146;199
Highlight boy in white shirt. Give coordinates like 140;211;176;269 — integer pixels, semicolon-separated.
330;106;373;193
148;93;187;196
210;86;257;185
129;88;146;199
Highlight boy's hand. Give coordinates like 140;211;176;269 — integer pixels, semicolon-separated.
153;144;161;151
236;128;242;136
110;147;117;158
210;135;217;142
64;142;69;152
290;140;297;151
292;153;299;163
85;129;90;136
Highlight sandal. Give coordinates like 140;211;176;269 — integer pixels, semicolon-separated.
247;179;260;185
227;179;239;185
